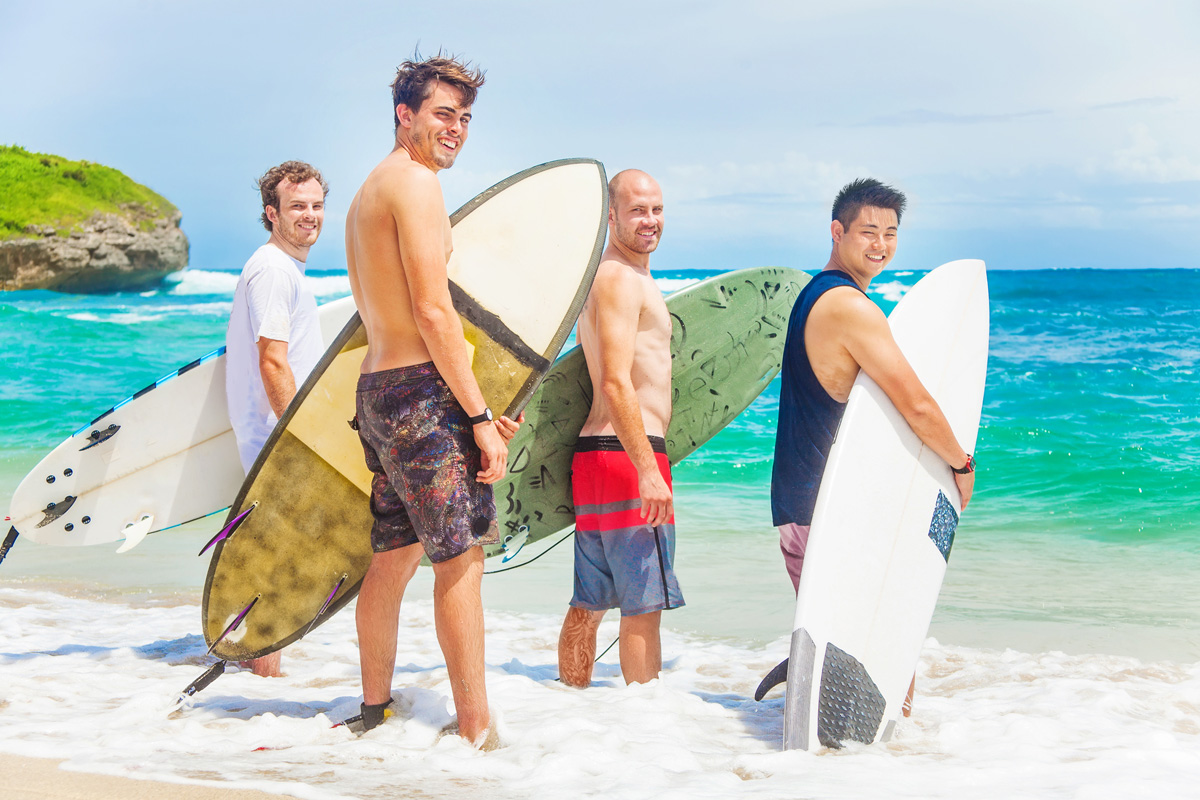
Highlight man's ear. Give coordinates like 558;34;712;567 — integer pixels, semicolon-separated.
830;219;844;243
396;103;413;129
265;204;280;227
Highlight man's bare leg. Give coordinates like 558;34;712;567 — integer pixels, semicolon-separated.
431;546;489;743
558;607;605;687
619;610;662;684
240;651;282;677
356;544;423;705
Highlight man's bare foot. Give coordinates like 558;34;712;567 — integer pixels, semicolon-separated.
437;715;502;751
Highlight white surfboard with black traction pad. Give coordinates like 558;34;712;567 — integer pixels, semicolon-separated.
781;260;989;750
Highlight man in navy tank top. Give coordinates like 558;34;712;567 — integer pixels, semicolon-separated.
771;179;977;596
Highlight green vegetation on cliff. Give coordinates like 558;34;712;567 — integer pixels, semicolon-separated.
0;145;178;242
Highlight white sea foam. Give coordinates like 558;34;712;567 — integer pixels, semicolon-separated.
165;269;241;296
308;274;352;300
656;276;703;294
0;584;1196;800
67;311;167;324
870;280;911;303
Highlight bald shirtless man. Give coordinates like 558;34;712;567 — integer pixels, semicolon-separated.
342;54;518;745
557;170;684;689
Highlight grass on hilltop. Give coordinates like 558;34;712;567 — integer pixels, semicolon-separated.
0;145;177;242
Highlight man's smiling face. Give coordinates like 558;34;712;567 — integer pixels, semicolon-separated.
832;205;898;279
267;178;325;251
403;82;471;171
610;173;665;256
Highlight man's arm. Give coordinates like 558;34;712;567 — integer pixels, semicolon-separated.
257;337;296;418
592;268;673;526
389;170;507;484
833;292;975;509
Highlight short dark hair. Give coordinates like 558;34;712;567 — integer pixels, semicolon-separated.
831;178;906;228
391;52;486;128
258;161;328;232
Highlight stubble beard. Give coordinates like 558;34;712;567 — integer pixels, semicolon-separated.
616;221;660;255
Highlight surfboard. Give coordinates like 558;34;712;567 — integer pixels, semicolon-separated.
781;259;989;750
4;295;358;553
201;159;608;661
488;266;810;561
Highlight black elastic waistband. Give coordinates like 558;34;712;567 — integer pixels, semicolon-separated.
575;435;667;455
356;361;439;391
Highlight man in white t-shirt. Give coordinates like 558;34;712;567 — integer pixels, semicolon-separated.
224;160;328;677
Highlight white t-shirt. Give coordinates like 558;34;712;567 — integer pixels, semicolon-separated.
225;243;322;473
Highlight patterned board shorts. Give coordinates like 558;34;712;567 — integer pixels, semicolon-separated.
569;435;685;616
355;362;498;563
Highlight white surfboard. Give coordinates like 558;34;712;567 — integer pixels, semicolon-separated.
781;259;989;750
5;295;358;551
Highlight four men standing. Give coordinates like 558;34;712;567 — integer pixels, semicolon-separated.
223;52;976;739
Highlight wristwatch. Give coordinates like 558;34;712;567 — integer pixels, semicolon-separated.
467;407;493;426
952;454;976;475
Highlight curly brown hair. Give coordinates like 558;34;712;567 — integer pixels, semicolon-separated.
390;52;486;129
258;161;329;232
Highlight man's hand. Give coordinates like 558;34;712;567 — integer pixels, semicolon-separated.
638;468;673;528
954;468;974;511
495;411;524;443
474;421;508;484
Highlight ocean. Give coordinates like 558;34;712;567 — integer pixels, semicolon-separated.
2;266;1198;799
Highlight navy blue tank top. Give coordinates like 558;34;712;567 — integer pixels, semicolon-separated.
770;270;864;526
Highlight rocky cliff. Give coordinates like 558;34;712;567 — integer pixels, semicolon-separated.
0;145;189;293
1;209;189;292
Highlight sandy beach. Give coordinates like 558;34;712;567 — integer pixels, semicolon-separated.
1;754;285;800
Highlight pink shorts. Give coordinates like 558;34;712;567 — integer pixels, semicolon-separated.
778;522;810;595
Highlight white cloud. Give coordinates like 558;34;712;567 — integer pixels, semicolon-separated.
1109;124;1200;183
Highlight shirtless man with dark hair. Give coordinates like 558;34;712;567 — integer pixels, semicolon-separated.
557;169;684;689
342;54;518;746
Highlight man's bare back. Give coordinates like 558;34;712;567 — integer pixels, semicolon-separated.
345;150;452;375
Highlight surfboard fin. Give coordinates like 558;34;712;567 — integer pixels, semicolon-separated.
755;657;789;701
79;423;121;451
36;495;77;528
500;525;529;563
0;526;18;566
180;660;227;698
115;514;154;553
207;595;260;655
198;502;257;556
303;574;348;635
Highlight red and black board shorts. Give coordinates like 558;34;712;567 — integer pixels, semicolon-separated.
570;435;684;616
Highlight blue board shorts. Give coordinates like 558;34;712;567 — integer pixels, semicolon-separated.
569;435;685;616
355;362;498;563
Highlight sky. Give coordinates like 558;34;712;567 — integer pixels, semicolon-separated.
3;0;1199;273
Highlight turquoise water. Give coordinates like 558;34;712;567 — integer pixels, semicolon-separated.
3;267;1199;659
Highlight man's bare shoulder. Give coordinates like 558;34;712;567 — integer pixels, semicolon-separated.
359;153;443;208
592;257;649;300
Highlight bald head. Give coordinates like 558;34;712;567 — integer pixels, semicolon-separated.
608;169;659;208
607;169;664;259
